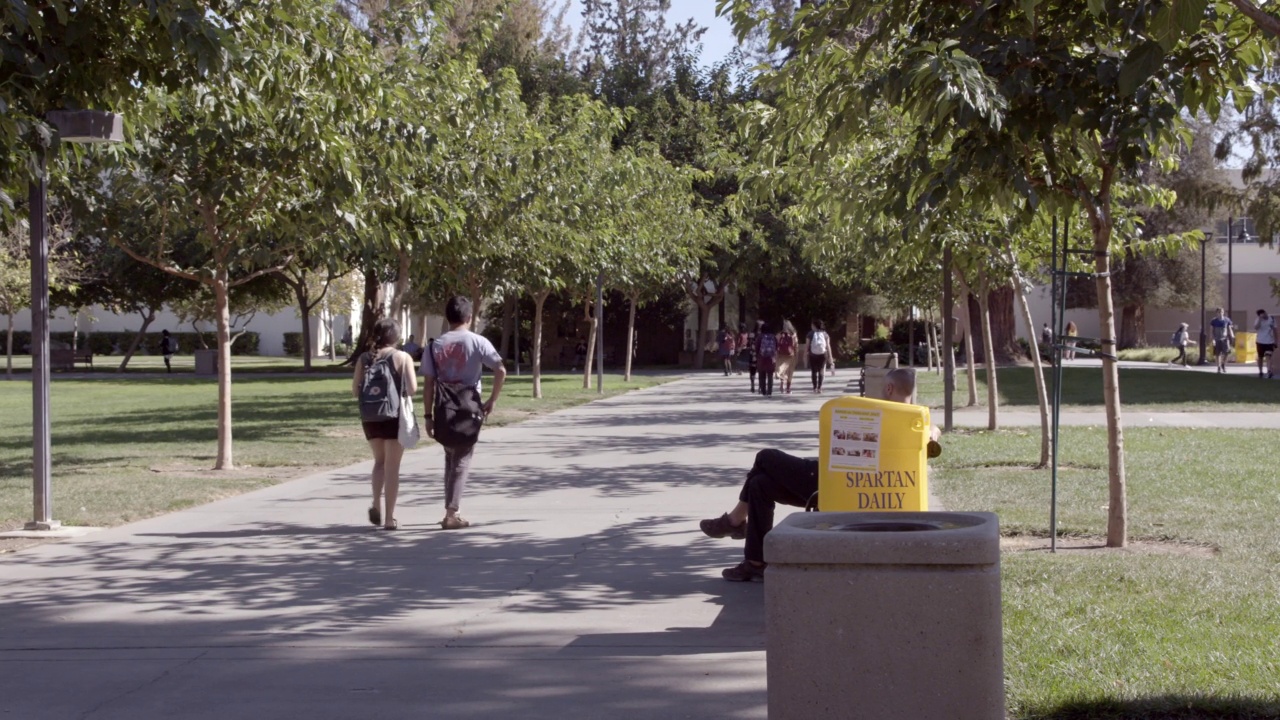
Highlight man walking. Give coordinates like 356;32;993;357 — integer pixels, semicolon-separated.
1209;308;1234;373
1255;309;1277;379
423;296;506;529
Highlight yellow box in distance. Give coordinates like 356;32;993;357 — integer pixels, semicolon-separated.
1236;332;1257;364
818;395;930;512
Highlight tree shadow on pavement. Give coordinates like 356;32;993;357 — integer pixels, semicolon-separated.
1024;696;1280;719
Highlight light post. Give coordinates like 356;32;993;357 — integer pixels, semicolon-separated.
26;110;123;532
1197;234;1207;365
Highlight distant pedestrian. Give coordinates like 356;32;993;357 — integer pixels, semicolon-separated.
776;320;798;394
807;320;832;393
734;323;750;377
755;322;777;396
572;338;586;372
402;334;422;362
353;318;417;531
423;296;506;530
1065;321;1079;360
1210;308;1234;373
1169;322;1190;367
717;326;737;376
742;322;760;393
1254;309;1276;379
160;330;178;373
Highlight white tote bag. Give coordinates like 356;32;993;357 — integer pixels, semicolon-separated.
398;394;420;449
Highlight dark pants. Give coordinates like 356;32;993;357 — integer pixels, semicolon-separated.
1174;346;1187;365
738;449;819;563
809;352;826;389
748;363;757;392
444;444;475;511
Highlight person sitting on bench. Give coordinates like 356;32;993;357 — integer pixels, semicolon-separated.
698;368;925;582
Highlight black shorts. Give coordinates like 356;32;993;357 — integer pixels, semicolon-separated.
1258;342;1276;356
1214;339;1231;355
362;418;399;440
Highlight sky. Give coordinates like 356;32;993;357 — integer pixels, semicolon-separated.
561;0;743;65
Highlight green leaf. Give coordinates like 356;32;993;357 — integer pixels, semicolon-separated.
1173;0;1209;36
1087;0;1104;16
1119;41;1165;97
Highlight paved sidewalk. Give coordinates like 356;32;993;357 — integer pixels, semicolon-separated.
0;374;850;720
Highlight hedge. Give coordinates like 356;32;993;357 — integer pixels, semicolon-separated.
1;330;260;356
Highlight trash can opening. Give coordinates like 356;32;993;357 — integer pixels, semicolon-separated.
827;521;940;532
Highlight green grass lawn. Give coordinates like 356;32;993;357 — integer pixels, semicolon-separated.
0;372;668;531
935;427;1280;719
911;365;1280;412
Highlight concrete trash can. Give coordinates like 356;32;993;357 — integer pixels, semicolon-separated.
765;511;1003;720
194;349;218;376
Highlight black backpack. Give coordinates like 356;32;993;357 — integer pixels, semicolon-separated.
359;352;401;422
427;341;484;448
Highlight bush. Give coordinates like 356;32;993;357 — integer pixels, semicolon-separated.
283;332;304;357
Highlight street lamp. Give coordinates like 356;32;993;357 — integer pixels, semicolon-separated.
1197;233;1208;365
1226;215;1252;327
25;110;123;531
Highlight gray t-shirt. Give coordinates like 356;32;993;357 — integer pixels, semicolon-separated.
423;329;502;392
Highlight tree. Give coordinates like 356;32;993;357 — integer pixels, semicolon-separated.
98;0;378;470
1;0;227;218
723;0;1268;547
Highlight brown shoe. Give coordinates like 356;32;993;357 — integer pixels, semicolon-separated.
440;515;470;530
721;560;766;582
700;513;746;540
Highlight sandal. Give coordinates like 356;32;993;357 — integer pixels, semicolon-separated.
383;518;398;531
440;515;470;530
368;506;381;526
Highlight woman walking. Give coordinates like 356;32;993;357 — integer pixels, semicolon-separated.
353;318;417;530
717;326;737;376
776;320;799;394
807;320;832;393
1169;322;1191;368
1064;321;1079;360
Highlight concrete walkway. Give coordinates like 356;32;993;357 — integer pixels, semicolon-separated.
0;373;846;720
2;370;1265;719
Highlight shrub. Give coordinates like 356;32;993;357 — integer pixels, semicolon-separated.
283;332;304;357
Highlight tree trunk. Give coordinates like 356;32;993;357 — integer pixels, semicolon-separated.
581;299;597;390
977;285;999;431
908;314;915;367
72;310;80;354
1011;276;1050;468
532;290;549;399
351;262;384;361
6;314;12;379
294;281;314;371
390;249;410;319
213;272;234;470
1119;303;1145;349
469;280;484;333
986;286;1022;363
955;270;979;407
500;295;515;358
118;308;157;371
1092;214;1127;548
625;292;638;382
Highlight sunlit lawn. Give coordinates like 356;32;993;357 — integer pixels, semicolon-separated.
936;426;1280;719
0;372;670;531
911;365;1280;412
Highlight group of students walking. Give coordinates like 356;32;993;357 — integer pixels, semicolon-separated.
717;319;836;396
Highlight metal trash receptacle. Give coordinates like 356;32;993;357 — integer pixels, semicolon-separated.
765;511;1004;720
194;349;218;376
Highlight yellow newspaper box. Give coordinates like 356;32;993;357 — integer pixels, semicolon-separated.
819;396;930;511
1236;332;1256;364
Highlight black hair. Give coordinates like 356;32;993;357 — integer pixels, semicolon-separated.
161;329;171;336
371;318;400;349
738;322;747;333
812;319;825;331
446;296;473;325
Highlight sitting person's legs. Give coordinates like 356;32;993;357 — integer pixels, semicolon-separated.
702;448;818;582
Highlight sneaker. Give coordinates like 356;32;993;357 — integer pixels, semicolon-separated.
721;560;766;582
700;513;746;540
